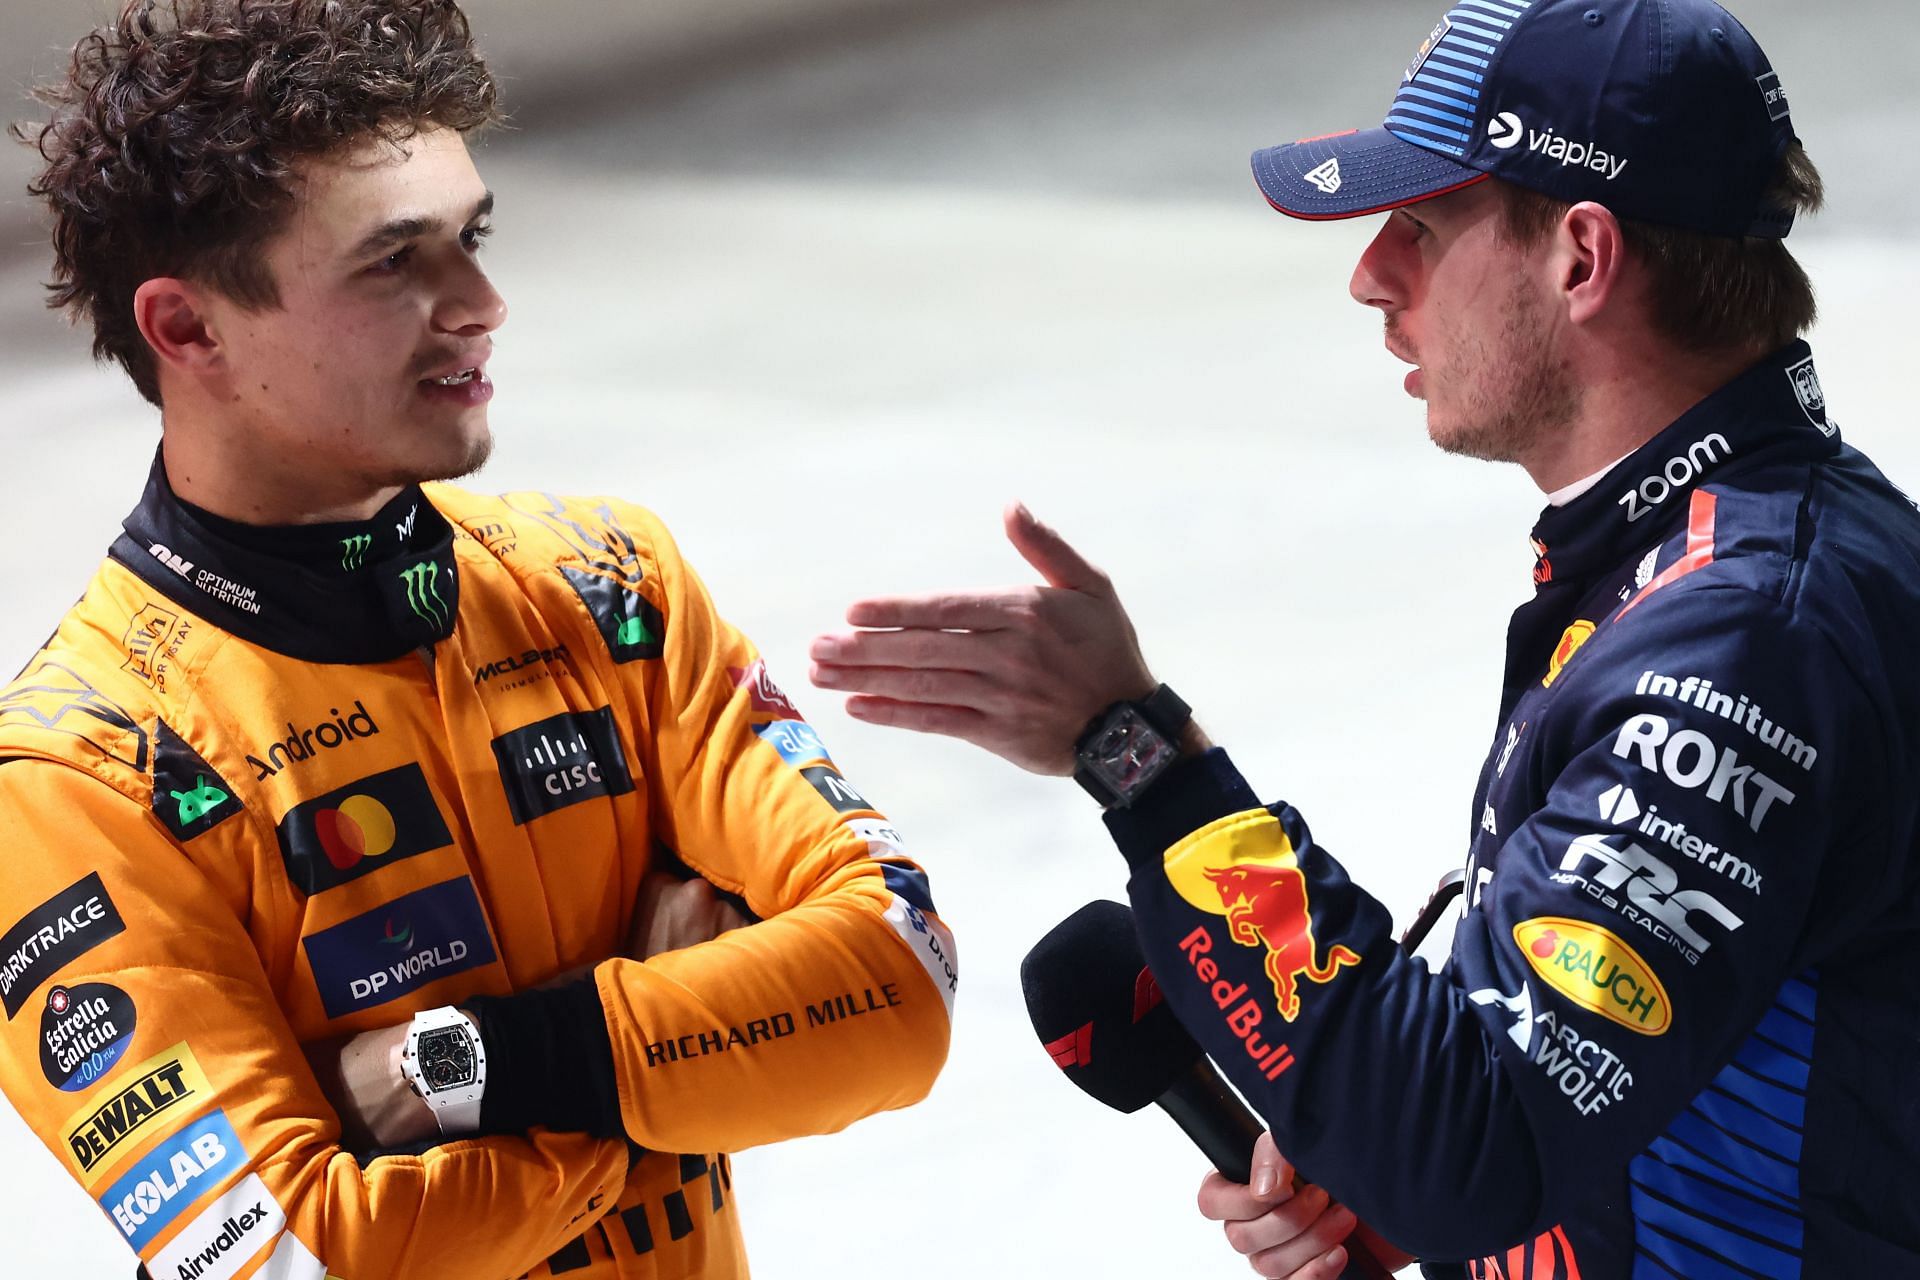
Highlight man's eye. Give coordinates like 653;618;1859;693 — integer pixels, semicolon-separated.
371;246;414;274
461;224;494;252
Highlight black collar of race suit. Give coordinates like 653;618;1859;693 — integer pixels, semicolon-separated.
110;453;461;665
1526;340;1840;589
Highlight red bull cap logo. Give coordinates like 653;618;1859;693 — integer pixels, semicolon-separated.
1164;813;1359;1023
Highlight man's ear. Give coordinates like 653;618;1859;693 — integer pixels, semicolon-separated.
1557;202;1627;327
133;278;224;379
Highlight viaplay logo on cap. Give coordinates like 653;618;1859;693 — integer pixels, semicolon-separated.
276;763;454;896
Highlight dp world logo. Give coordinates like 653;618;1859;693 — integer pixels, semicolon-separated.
1489;112;1525;150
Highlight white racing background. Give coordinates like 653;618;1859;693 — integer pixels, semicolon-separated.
0;0;1912;1274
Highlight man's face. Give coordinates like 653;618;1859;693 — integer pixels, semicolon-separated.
1349;182;1578;468
197;126;506;493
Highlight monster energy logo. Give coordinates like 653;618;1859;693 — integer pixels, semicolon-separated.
340;535;371;571
400;561;450;628
170;776;229;827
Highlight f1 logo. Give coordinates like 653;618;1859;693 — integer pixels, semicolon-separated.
1044;1021;1094;1069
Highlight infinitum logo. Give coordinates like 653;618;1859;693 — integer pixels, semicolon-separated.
1488;111;1628;180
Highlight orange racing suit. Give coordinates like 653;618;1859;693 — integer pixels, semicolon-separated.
0;461;957;1280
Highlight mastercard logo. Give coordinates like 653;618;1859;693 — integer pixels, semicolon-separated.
313;795;398;871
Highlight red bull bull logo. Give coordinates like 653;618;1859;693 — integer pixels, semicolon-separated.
1164;812;1360;1024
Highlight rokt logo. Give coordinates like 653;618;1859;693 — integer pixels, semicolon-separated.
1611;714;1795;832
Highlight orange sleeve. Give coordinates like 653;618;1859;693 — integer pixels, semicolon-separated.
589;508;957;1154
0;760;628;1280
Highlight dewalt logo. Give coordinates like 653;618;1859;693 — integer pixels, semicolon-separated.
62;1042;210;1185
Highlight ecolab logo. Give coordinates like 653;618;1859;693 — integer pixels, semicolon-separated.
1489;111;1629;181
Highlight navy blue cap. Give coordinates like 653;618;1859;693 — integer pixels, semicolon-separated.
1254;0;1800;238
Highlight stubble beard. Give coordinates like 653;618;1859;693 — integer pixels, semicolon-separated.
1428;276;1579;468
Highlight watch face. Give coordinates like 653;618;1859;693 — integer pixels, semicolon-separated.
1087;709;1178;798
419;1025;476;1091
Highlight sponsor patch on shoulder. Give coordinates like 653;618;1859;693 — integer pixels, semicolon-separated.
882;895;957;1019
148;1171;299;1280
2;873;127;1019
98;1108;246;1251
1514;916;1671;1036
62;1041;211;1185
41;981;137;1091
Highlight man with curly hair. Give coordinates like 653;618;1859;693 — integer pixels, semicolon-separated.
0;4;958;1278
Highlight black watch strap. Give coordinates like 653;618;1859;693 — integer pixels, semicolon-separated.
1072;684;1192;808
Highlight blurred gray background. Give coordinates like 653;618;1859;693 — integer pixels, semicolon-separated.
0;1;1912;1276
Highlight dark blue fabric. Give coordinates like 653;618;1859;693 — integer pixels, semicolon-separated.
1111;343;1920;1276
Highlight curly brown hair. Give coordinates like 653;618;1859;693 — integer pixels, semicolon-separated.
12;0;505;406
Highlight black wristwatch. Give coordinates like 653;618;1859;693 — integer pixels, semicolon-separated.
1072;684;1192;809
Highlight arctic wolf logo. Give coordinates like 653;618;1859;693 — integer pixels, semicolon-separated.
1165;815;1360;1022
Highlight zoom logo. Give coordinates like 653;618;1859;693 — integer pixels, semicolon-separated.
1489;112;1524;149
492;708;635;825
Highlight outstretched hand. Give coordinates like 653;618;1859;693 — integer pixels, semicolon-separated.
809;503;1162;775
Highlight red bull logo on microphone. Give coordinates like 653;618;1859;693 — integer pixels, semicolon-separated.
1164;812;1361;1024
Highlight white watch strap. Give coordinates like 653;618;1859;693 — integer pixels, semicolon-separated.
403;1006;486;1137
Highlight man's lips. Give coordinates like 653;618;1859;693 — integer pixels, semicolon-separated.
416;345;492;384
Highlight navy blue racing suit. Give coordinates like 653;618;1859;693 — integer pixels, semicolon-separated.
1108;343;1920;1278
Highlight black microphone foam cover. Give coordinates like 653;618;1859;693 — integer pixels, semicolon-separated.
1020;899;1204;1113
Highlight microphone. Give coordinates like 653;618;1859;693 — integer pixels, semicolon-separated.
1021;900;1392;1279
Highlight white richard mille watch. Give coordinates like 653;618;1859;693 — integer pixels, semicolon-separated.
399;1006;486;1136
